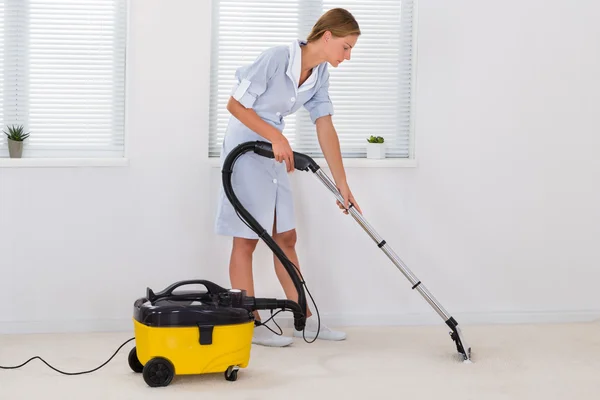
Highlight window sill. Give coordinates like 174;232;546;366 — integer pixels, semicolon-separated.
208;157;417;168
0;157;129;168
2;157;415;169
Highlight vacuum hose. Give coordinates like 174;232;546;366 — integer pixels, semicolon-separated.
246;297;305;331
222;141;316;331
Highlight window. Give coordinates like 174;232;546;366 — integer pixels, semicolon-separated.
0;0;127;158
209;0;416;158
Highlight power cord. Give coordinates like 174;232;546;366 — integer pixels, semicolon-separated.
255;309;285;334
0;337;135;375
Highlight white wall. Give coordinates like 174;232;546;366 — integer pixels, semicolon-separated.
1;0;599;334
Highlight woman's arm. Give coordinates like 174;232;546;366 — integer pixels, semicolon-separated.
315;116;362;214
227;96;295;171
315;115;347;186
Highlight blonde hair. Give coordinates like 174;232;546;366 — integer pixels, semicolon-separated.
306;8;361;42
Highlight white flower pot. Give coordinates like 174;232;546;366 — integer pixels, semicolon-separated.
8;139;24;158
367;143;386;159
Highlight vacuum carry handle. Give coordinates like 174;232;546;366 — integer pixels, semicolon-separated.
147;280;229;302
254;141;320;172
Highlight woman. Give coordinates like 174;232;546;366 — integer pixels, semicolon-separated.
215;8;363;347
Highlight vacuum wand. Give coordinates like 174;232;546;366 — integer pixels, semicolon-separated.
315;159;471;361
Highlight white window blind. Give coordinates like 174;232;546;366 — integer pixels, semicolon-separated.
209;0;416;158
0;0;127;158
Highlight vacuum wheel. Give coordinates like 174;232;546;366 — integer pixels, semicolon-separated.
128;347;144;373
143;357;175;387
224;365;239;381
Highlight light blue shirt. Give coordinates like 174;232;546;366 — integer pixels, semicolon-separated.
231;39;334;127
215;39;333;239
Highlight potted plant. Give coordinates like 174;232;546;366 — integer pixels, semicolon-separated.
366;135;385;159
3;124;30;158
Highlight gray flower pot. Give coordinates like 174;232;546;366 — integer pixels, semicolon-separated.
8;139;24;158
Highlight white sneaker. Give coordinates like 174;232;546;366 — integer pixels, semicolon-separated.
252;323;293;347
293;316;346;341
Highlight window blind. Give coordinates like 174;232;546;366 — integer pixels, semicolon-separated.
0;0;127;158
209;0;415;158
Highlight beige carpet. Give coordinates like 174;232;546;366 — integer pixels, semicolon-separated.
1;322;599;400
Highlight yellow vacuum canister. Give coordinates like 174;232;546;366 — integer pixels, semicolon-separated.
129;280;254;386
128;279;305;387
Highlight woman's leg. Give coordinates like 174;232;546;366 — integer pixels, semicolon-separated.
272;228;312;318
230;234;294;347
229;237;259;320
272;219;346;341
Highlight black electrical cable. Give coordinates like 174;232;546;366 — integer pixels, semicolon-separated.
0;337;135;375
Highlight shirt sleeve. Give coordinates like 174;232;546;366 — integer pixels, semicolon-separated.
303;69;334;124
231;48;280;108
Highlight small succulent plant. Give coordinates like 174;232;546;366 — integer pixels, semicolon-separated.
3;124;30;142
366;135;384;143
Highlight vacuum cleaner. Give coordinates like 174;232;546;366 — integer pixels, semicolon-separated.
127;141;313;387
128;140;472;386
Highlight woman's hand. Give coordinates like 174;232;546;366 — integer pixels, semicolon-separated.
272;136;295;172
336;181;362;215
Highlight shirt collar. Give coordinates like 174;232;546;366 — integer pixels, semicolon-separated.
287;39;318;93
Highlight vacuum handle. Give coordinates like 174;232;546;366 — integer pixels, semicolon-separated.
147;280;229;302
254;141;320;172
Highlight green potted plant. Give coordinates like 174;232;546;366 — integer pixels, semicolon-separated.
3;124;30;158
366;135;385;159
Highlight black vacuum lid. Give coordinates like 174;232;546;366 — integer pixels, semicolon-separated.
133;291;253;327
